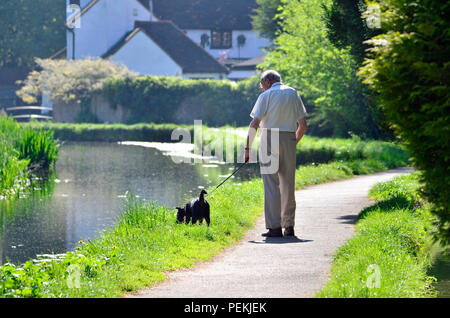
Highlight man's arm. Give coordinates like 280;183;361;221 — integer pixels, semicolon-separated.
296;117;307;144
245;117;260;162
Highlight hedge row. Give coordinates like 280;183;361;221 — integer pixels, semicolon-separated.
358;0;450;243
102;76;261;127
22;122;194;143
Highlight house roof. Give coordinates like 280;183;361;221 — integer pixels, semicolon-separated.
70;0;258;30
137;0;150;10
105;21;228;74
151;0;258;30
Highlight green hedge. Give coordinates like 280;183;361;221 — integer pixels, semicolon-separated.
22;122;194;143
102;76;261;127
358;0;450;244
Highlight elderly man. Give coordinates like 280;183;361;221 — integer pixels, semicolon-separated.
245;70;307;237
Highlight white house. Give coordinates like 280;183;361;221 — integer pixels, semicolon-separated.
60;0;270;80
149;0;271;60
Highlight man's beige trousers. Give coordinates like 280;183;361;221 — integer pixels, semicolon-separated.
259;130;297;229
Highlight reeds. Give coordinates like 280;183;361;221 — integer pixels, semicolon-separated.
0;116;59;196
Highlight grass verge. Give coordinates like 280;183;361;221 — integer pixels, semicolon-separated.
315;173;438;298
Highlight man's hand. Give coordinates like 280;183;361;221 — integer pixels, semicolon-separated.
245;148;250;163
296;118;307;145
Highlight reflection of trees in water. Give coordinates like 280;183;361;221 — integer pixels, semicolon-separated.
0;173;58;265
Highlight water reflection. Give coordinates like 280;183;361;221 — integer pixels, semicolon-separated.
0;142;259;264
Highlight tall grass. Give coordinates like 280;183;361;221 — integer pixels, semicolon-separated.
316;173;437;298
15;128;59;170
0;116;59;197
0;141;30;197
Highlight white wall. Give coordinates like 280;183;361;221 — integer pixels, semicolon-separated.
67;0;152;59
185;30;271;60
109;31;182;76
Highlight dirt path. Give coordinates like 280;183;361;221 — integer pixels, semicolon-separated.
127;167;413;298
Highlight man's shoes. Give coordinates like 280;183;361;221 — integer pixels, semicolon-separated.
284;226;295;237
261;228;283;237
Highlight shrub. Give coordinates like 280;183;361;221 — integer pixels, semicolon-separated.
358;0;450;243
16;58;137;123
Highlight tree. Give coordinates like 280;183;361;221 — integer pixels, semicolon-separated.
0;0;66;68
323;0;391;138
359;0;450;244
251;0;284;41
323;0;379;65
261;0;381;138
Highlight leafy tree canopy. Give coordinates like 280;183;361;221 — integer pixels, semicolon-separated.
0;0;66;69
261;0;381;138
323;0;379;64
251;0;284;41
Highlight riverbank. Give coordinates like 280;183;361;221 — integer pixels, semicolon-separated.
316;173;439;297
22;122;409;170
0;152;412;298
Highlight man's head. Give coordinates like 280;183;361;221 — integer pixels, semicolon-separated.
260;70;282;92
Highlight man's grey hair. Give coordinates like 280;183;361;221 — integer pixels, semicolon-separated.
260;70;282;83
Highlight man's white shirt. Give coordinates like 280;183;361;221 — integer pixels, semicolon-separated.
250;82;307;132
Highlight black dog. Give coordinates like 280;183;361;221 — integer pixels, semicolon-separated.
176;189;210;226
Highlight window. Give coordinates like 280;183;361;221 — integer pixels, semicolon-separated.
210;31;232;49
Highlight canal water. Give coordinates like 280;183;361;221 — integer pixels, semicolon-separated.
0;142;259;264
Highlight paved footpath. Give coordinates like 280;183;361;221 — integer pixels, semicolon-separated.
127;167;413;298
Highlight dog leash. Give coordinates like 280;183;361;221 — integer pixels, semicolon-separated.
207;161;248;196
